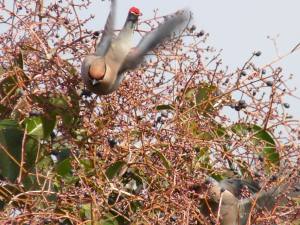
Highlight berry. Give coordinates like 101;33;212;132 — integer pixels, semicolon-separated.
238;100;246;105
97;151;102;158
270;174;278;181
76;204;82;210
82;217;88;221
194;147;200;152
137;115;143;120
123;169;132;178
85;192;91;198
161;112;168;118
64;19;69;25
51;149;59;156
266;81;273;86
254;172;261;177
70;169;76;174
157;116;161;123
241;70;247;76
170;216;177;222
216;90;221;96
252;66;258;71
81;90;91;96
205;177;212;184
261;69;266;74
241;103;248;109
230;103;236;108
295;186;300;192
283;103;290;108
220;187;226;193
19;89;24;95
258;155;264;162
44;219;52;224
29;110;41;117
60;178;65;183
197;30;205;37
230;165;235;171
108;197;115;205
255;51;262;56
224;78;229;83
252;90;256;96
50;131;56;139
137;200;143;206
190;24;196;31
119;195;125;200
235;106;240;111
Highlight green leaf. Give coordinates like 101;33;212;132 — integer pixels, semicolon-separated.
41;114;56;140
56;158;73;178
0;119;23;183
156;105;172;110
23;117;43;138
105;161;126;180
101;212;119;225
154;150;172;176
16;51;24;70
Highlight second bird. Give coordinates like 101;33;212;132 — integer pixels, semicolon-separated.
81;0;187;95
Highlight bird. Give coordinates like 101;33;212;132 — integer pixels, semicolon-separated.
193;177;300;225
81;0;187;95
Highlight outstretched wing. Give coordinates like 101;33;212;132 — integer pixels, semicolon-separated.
118;9;188;74
95;0;116;56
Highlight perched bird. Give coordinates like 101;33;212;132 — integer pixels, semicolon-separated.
81;0;187;95
193;177;299;225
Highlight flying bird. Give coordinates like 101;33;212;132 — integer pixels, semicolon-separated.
81;0;187;95
193;177;300;225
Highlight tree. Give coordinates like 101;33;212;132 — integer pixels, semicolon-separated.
0;0;299;224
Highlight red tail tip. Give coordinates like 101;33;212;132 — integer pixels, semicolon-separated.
129;7;140;15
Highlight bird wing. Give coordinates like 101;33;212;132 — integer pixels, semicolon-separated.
219;179;260;199
95;0;116;56
117;9;188;74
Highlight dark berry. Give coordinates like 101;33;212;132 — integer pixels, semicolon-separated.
55;34;59;38
241;103;248;109
119;195;125;200
190;24;196;31
64;19;69;25
82;217;88;221
97;151;102;158
197;30;205;37
261;69;266;74
51;149;59;156
103;206;108;210
29;110;41;117
220;187;226;193
108;197;115;205
44;219;52;224
239;100;246;105
252;66;258;71
230;165;235;171
241;70;247;76
254;172;261;177
137;200;143;206
161;112;168;118
76;204;82;210
205;177;212;184
295;186;300;192
85;192;91;198
137;115;143;120
70;169;76;174
258;155;264;162
112;138;118;145
60;178;65;183
225;78;229;83
50;131;56;139
93;30;100;37
266;81;273;86
108;137;114;143
252;90;256;96
157;116;161;123
216;90;221;96
270;174;278;181
230;103;236;108
255;51;262;56
283;103;290;108
123;169;132;178
194;147;200;152
170;216;177;222
19;89;24;95
81;89;92;96
235;106;240;111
